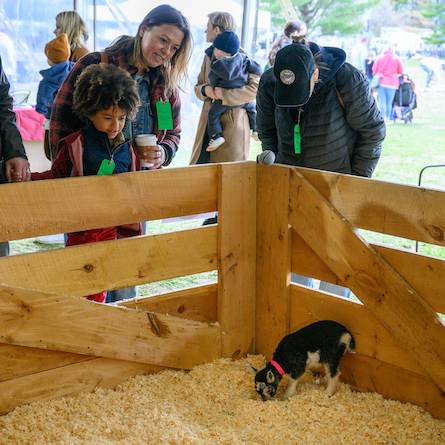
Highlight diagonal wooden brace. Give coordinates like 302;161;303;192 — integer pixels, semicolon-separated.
289;168;445;393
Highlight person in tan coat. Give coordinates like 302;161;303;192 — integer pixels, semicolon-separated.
189;11;260;165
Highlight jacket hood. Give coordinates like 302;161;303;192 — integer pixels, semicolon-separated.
39;61;74;86
210;53;245;82
205;44;215;59
309;42;346;92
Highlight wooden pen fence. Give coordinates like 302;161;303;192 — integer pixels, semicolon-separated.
0;162;444;419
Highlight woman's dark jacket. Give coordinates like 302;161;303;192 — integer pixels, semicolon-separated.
256;42;385;177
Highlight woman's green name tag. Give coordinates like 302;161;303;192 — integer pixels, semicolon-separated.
97;159;115;175
156;101;173;130
294;124;301;154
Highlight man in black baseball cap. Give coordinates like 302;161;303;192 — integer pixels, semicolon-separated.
256;36;385;298
273;43;319;107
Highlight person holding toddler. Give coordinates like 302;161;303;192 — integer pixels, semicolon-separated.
189;11;261;165
31;63;141;303
206;30;262;152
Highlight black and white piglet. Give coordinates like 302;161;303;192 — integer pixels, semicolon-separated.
248;320;355;401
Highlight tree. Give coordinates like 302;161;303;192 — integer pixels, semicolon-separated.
421;0;445;44
260;0;379;35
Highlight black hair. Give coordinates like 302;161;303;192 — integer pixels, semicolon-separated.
72;63;140;121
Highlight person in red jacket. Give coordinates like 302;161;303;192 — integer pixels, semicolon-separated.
31;63;141;303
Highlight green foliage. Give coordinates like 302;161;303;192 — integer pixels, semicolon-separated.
259;0;378;35
421;1;445;44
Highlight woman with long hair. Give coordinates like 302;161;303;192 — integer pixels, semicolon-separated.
265;20;308;70
48;4;193;301
54;11;89;62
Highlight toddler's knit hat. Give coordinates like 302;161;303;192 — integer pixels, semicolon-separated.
45;34;70;64
213;30;240;55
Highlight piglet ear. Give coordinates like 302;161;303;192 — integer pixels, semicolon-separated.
266;370;275;383
246;364;258;374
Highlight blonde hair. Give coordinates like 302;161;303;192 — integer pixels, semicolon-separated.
107;4;193;96
56;11;88;53
207;12;237;32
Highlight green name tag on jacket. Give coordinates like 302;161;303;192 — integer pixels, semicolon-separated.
156;101;173;130
294;124;301;154
97;159;115;175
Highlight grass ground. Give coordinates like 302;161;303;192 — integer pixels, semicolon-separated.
10;57;445;296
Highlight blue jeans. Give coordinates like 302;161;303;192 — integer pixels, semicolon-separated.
377;86;397;119
105;221;147;303
420;63;433;87
0;241;9;257
291;273;351;298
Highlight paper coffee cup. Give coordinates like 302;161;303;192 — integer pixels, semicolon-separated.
135;134;157;167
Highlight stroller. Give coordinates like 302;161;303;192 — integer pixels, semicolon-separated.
391;74;417;123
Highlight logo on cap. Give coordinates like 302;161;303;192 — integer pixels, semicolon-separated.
280;69;295;85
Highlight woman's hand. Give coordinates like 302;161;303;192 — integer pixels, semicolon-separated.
143;144;166;169
213;87;223;100
204;85;218;100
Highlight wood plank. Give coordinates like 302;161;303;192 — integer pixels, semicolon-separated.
291;230;339;283
0;165;218;242
218;162;256;358
0;343;91;382
298;167;445;247
289;168;445;393
289;285;428;376
374;243;445;315
0;284;221;370
291;231;445;314
256;164;292;358
0;226;217;297
340;353;445;420
117;284;218;323
0;356;163;416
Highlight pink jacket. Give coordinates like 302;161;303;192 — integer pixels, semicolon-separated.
372;52;403;88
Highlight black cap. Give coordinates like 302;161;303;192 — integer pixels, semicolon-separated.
274;43;315;107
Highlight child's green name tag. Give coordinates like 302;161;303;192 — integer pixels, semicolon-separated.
294;124;301;154
156;100;173;130
97;159;115;175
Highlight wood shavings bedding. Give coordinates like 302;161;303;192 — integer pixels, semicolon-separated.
0;355;444;444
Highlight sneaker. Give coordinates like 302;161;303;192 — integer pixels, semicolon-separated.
251;131;260;141
35;234;65;244
202;216;218;226
206;136;225;152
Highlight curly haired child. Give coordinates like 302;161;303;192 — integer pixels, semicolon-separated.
32;63;141;303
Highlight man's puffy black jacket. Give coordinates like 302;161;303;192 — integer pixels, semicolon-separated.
256;42;385;178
